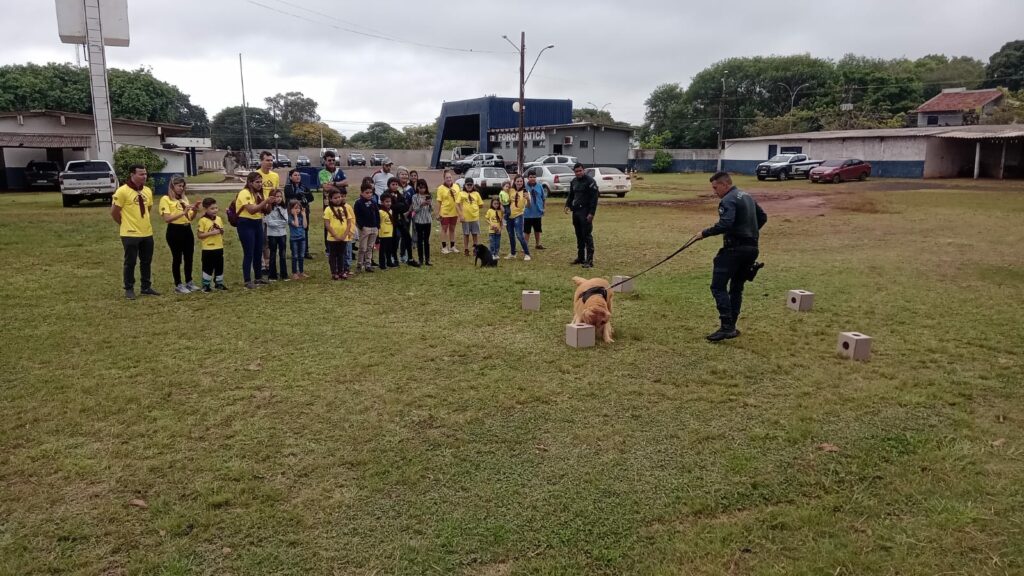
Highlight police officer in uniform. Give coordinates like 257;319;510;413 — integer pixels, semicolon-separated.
564;163;599;268
693;171;767;341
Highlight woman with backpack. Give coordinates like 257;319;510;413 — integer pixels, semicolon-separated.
230;171;277;289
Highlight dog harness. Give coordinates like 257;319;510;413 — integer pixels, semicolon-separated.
579;286;608;304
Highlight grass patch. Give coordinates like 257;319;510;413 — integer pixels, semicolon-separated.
1;179;1023;574
185;172;232;184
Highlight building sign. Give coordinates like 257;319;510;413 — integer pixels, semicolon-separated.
489;130;546;143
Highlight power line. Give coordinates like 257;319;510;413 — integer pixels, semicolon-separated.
243;0;513;55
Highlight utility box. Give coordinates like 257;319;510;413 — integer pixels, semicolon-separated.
787;290;814;312
522;290;540;311
837;332;872;361
565;323;595;348
612;275;634;293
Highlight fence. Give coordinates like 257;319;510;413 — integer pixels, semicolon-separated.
628;149;719;173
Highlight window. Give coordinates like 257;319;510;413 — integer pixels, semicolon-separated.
580;140;589;149
533;140;544;148
927;115;939;125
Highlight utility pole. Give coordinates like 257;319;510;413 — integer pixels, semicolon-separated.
517;31;525;176
717;72;727;172
239;53;251;164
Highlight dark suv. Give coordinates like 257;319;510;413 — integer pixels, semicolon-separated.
25;160;61;189
348;153;367;166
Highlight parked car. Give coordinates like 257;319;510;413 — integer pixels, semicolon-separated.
274;154;292;168
755;154;822;180
455;166;510;199
809;158;872;183
452;153;505;174
347;152;366;166
24;160;61;189
370;153;389;166
522;154;579;171
296;155;311;167
437;146;477;169
59;160;117;207
585;167;632;197
522;164;574;196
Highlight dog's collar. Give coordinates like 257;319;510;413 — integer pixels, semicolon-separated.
580;286;608;304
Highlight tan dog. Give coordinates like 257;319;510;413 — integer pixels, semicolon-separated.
572;276;614;343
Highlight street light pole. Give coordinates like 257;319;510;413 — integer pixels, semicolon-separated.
518;31;525;176
717;72;727;172
776;82;810;112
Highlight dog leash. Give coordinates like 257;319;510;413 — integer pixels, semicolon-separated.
608;234;702;290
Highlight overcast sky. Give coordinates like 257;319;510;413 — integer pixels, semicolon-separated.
3;0;1022;135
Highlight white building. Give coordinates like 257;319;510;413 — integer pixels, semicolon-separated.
0;110;192;191
914;88;1004;127
722;124;1024;179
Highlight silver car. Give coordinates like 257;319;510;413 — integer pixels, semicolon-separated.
523;164;574;196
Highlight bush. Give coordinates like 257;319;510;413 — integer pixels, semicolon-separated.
651;149;673;173
113;146;167;189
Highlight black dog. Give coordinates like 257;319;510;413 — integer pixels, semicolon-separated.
474;244;498;267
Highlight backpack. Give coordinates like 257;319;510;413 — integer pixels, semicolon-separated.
225;192;242;226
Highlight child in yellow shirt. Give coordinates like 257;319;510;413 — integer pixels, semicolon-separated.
196;197;227;291
485;197;503;257
378;195;398;270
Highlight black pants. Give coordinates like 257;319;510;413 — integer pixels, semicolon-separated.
572;211;595;263
398;220;413;261
267;235;287;279
122;236;154;291
201;249;224;285
327;240;348;276
415;223;431;264
710;245;759;329
165;223;194;285
379;237;398;268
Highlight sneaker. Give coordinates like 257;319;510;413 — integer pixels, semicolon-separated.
581;262;594;269
245;282;256;289
407;260;421;268
174;284;190;294
464;249;470;256
571;258;584;265
341;272;350;280
305;253;313;259
536;245;546;250
300;272;309;278
505;254;515;260
523;255;532;261
255;278;269;285
332;274;340;281
185;281;200;292
706;328;740;342
425;261;433;266
202;285;212;293
363;266;374;273
125;289;136;300
140;288;161;296
441;247;449;254
215;284;228;291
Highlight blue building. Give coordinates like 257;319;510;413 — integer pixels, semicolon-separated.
431;96;572;169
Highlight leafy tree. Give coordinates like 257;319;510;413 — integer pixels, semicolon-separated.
913;54;986;99
290;122;345;147
985;40;1024;91
210;106;283;150
572;107;631;127
982;89;1024;124
745;110;818;137
113;145;167;189
348;122;406;149
401;123;437;149
264;92;320;126
651;150;673;173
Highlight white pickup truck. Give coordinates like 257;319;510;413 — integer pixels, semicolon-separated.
60;160;118;207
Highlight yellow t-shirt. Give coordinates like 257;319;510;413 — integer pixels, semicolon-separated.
457;190;483;222
324;205;354;241
437;184;461;217
485;208;502;233
159;195;192;225
112;184;154;237
509;189;530;219
197;216;225;250
235;188;264;220
258;169;280;192
379;209;395;238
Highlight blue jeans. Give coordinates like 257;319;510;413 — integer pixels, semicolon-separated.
504;206;514;250
344;241;353;270
290;238;306;274
237;218;264;282
267;235;287;279
509;215;530;256
488;232;501;255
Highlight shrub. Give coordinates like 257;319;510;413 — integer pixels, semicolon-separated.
651;149;673;173
113;146;167;189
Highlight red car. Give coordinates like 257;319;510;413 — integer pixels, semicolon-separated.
809;158;871;183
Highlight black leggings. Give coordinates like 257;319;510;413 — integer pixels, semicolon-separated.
165;223;194;285
398;220;413;260
415;223;431;264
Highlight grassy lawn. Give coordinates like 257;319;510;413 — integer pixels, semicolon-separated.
1;179;1022;575
185;172;232;184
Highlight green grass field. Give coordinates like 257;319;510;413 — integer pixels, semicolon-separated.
1;176;1023;575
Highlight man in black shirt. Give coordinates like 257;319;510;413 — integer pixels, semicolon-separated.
693;171;767;342
564;163;599;268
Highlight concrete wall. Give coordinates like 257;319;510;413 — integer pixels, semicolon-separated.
486;126;630;168
917;112;966;127
628;148;718;173
723;136;928;177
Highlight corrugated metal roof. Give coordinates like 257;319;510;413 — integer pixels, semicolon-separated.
488;122;634;134
725;124;1024;143
914;89;1003;113
0;110;192;133
936;128;1024;140
0;132;92;148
